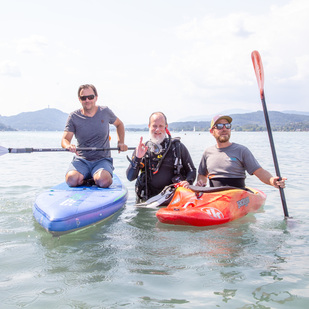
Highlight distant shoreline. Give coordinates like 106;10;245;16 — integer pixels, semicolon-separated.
1;108;309;132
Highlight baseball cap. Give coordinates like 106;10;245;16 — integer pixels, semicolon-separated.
210;115;233;129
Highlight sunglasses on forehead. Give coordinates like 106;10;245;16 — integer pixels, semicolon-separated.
214;123;232;130
80;95;95;101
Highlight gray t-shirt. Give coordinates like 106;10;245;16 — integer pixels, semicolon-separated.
198;143;261;179
64;106;117;161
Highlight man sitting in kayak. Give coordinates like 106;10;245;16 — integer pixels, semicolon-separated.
61;84;128;188
196;114;286;189
126;112;196;202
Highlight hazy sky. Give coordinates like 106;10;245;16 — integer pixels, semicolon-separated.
1;0;308;124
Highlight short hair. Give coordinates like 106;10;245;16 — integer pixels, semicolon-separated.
149;112;168;125
78;84;98;98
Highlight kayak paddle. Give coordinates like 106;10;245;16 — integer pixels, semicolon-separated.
0;146;135;157
135;185;176;208
251;50;289;218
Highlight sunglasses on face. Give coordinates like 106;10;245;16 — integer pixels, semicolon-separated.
214;123;232;130
80;95;95;101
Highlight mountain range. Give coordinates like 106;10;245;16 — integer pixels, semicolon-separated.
0;108;69;131
168;111;309;132
1;108;309;131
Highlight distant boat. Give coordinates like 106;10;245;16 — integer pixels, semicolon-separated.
193;126;196;132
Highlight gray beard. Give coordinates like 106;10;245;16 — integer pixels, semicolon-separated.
149;133;166;145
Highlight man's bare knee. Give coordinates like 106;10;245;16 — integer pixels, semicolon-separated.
96;178;112;188
66;171;84;187
94;170;112;188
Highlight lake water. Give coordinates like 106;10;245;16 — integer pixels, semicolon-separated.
0;131;308;308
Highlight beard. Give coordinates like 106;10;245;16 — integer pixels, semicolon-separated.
149;132;166;145
216;133;230;143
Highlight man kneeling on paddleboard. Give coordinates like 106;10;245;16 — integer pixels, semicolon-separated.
61;84;128;188
126;112;196;203
196;114;286;189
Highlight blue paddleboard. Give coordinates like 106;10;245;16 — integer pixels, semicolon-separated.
33;174;128;236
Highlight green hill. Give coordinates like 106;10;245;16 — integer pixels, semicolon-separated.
168;111;309;132
0;108;68;131
0;122;16;131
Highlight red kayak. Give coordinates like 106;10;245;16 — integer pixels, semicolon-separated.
156;185;266;226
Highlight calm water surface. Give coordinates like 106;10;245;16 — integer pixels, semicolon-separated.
0;131;308;308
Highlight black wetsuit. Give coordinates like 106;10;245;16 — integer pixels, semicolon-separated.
126;138;196;201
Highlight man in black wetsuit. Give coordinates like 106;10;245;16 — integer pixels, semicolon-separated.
126;112;196;202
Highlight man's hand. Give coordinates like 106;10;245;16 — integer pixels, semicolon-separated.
118;142;128;152
136;137;148;158
66;144;77;154
270;176;287;188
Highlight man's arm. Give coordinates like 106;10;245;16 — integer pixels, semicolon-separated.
253;167;286;188
61;131;76;153
113;118;128;152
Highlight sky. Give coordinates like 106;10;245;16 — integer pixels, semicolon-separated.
0;0;308;124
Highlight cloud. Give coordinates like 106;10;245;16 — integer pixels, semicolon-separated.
234;20;253;38
0;61;21;77
1;0;308;121
292;55;309;81
106;0;309;123
153;0;309;108
16;35;48;54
